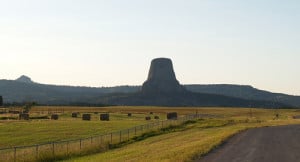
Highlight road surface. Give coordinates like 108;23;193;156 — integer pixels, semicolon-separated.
197;125;300;162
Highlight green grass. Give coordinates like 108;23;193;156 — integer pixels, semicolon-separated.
60;108;300;162
0;105;220;148
63;119;300;162
1;106;300;162
0;112;151;148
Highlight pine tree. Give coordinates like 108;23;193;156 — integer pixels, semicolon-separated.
0;96;3;106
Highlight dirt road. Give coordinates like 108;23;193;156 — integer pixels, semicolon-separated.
197;125;300;162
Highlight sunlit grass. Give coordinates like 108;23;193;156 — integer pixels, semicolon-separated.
60;107;300;162
0;110;153;148
63;119;300;162
1;106;300;162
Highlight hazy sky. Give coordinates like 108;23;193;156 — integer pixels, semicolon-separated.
0;0;299;95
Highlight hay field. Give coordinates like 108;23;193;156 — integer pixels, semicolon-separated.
1;106;300;162
60;107;300;162
0;106;169;148
0;106;210;148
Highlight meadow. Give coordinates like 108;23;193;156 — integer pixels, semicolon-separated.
1;106;300;162
62;107;300;162
0;106;171;147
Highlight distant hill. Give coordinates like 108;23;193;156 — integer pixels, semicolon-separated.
96;58;292;108
185;84;300;108
0;76;299;108
16;75;34;84
97;91;290;108
0;77;139;105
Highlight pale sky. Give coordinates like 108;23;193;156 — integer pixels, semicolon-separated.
0;0;299;95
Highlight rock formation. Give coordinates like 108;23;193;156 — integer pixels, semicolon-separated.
99;57;290;108
0;59;290;108
142;58;186;94
16;75;34;84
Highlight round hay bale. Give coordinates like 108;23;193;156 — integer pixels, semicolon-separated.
167;112;177;120
72;112;79;118
51;114;59;120
19;113;29;120
82;114;91;121
145;116;151;120
100;113;109;121
128;113;132;117
293;115;300;119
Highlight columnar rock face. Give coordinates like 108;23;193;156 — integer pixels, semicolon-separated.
142;58;186;94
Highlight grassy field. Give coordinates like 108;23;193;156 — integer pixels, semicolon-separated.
0;106;168;148
60;107;300;162
67;120;300;162
0;106;205;148
1;106;300;162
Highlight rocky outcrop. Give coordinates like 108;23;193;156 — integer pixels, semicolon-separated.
0;59;293;108
142;58;186;94
16;75;34;84
99;58;291;108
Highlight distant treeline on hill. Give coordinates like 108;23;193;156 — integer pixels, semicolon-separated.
2;101;109;107
0;96;3;106
0;79;300;108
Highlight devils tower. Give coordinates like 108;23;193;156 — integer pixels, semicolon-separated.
142;58;186;94
100;58;289;108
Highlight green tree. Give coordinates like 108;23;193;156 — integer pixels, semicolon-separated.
0;96;3;106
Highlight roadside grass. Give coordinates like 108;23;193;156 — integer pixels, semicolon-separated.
108;120;199;150
61;109;300;162
63;119;300;162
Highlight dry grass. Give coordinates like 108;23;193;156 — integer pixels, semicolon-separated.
61;107;300;162
1;106;300;162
